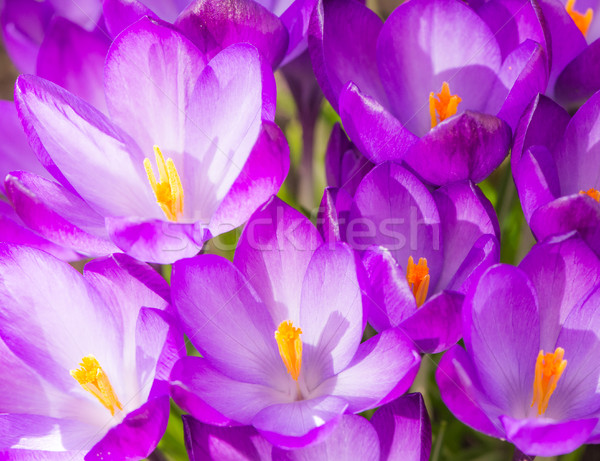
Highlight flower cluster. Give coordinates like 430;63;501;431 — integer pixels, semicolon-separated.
1;0;600;459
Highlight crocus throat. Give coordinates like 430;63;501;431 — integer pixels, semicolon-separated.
429;81;462;128
70;355;123;416
580;188;600;202
566;0;593;37
144;145;184;222
406;256;430;307
531;347;567;416
275;320;303;381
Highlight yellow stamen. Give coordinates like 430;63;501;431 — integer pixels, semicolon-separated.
406;256;430;308
566;0;593;37
143;146;184;222
70;355;123;416
429;81;462;128
275;320;303;381
580;188;600;202
531;347;567;416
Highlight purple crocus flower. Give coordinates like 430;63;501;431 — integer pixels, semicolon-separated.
309;0;548;185
512;90;600;256
319;161;500;354
182;393;431;460
437;233;600;456
7;18;288;264
0;244;182;458
169;197;421;448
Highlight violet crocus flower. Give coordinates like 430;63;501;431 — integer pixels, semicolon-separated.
0;244;182;459
169;197;421;448
319;161;500;354
437;233;600;456
309;0;548;185
182;393;431;460
7;18;288;264
512;90;600;256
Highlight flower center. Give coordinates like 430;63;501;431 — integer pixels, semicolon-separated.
144;145;184;222
580;188;600;202
406;256;430;307
566;0;593;37
275;320;303;381
429;81;462;128
531;347;567;416
70;355;123;416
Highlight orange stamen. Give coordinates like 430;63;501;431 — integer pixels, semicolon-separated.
566;0;593;37
531;347;567;416
429;81;462;128
71;355;123;416
580;188;600;202
144;145;184;222
406;256;430;307
275;321;303;381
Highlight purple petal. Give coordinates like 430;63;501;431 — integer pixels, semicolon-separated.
299;243;363;389
432;181;499;292
464;264;540;417
308;0;387;111
338;82;418;163
170;357;282;426
377;0;502;136
436;345;504;438
447;234;500;295
400;291;464;354
252;395;348;449
183;416;272;461
348;162;442;289
272;414;380;461
361;245;417;332
103;0;156;38
171;254;282;385
104;17;208;158
553;90;600;195
0;0;52;73
530;195;600;256
501;415;597;457
86;396;170;460
0;201;80;261
0;100;49;189
210;122;290;236
555;39;600;107
4;171;118;257
175;0;288;68
105;216;205;264
518;233;600;351
317;328;421;413
513;145;560;223
234;196;322;326
316;187;353;244
15;75;157;218
491;40;549;131
511;94;569;169
371;393;432;461
36;17;110;111
548;284;600;420
403;111;512;185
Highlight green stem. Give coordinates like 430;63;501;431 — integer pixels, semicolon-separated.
430;420;447;461
512;447;535;461
147;449;168;461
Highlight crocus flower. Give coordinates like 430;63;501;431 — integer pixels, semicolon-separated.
7;18;288;264
512;90;600;256
437;233;600;456
308;0;548;185
169;197;421;448
319;161;499;354
0;244;182;458
182;393;431;460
